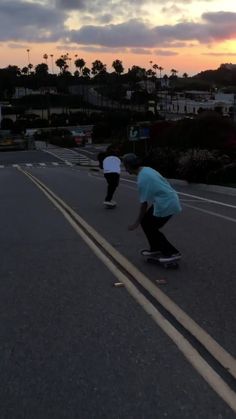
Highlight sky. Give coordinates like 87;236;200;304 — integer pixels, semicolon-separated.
0;0;236;76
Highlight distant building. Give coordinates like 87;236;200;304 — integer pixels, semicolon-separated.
149;91;234;118
136;80;156;93
13;86;57;98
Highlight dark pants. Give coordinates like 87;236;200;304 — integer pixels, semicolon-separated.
104;173;120;201
141;206;179;256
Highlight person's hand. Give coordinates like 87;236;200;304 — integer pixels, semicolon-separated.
128;222;139;231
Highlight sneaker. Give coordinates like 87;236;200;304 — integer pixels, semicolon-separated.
158;253;182;263
103;201;116;207
141;249;162;257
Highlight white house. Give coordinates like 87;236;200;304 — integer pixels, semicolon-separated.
151;91;235;117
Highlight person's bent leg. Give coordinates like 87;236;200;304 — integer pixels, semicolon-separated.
104;173;113;202
141;207;179;255
106;173;119;201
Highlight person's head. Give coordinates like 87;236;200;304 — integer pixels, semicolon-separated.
122;153;142;174
106;144;121;157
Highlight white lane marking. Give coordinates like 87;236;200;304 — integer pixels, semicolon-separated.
89;174;236;219
89;173;236;209
120;178;236;209
0;165;4;168
183;203;236;223
18;167;236;413
20;168;236;375
178;192;236;210
81;150;94;155
39;163;46;166
52;162;59;166
26;163;33;167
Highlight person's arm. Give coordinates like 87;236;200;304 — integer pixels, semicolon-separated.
128;201;148;231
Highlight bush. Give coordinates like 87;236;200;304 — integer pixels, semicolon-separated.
207;163;236;185
177;149;222;183
144;147;180;178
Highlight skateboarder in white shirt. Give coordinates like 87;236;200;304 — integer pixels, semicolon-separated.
103;147;121;207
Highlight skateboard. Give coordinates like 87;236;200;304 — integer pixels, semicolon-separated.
145;256;179;269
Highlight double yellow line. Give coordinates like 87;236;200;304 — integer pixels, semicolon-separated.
19;167;236;413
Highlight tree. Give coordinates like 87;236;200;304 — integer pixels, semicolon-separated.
159;66;164;78
183;72;188;78
28;63;33;74
112;59;124;75
129;65;146;80
6;65;21;77
146;69;155;77
35;63;49;77
21;66;29;75
82;67;91;78
170;69;178;78
91;60;106;76
43;54;48;64
55;57;68;74
74;58;86;76
152;64;159;77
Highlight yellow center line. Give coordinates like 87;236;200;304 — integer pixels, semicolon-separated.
18;167;236;413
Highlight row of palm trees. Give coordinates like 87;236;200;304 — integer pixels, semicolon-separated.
24;49;188;79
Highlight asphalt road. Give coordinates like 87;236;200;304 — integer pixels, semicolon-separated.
0;149;235;418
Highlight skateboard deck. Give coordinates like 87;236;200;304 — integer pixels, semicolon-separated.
145;256;179;269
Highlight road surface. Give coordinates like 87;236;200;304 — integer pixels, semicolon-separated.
0;148;235;418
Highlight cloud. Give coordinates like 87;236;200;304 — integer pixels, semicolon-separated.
66;12;236;48
130;48;152;54
8;43;28;49
0;0;66;42
54;0;86;10
154;50;179;56
0;1;236;55
202;52;236;56
68;20;157;47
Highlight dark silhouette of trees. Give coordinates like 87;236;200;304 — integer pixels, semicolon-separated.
112;59;124;76
74;58;86;76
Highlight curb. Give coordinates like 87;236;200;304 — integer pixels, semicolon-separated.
88;168;236;197
168;179;236;196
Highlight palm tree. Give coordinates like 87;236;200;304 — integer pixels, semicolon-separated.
50;54;54;74
158;66;164;78
26;49;30;66
55;57;68;74
170;68;178;77
74;58;86;76
28;63;33;74
43;54;48;65
152;63;159;77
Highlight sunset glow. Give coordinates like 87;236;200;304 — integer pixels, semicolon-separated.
0;0;236;76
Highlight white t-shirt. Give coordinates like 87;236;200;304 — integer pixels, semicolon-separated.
103;156;121;174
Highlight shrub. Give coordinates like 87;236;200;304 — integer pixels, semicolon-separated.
177;149;222;183
144;147;181;178
207;163;236;185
